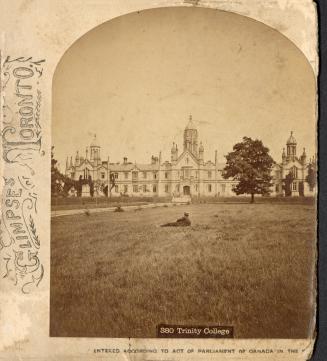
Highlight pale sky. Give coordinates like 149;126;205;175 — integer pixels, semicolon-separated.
53;7;316;171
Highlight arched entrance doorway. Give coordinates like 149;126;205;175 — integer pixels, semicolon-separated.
183;185;190;196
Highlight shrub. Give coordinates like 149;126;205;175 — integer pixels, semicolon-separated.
114;205;124;212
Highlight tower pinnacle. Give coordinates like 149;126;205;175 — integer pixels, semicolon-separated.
286;131;297;159
184;115;198;155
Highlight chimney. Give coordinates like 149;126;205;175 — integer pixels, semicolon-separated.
123;157;128;164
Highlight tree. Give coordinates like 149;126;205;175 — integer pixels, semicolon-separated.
88;175;94;197
222;137;274;203
76;175;83;197
51;146;64;196
282;171;294;197
51;146;76;197
109;172;116;191
306;163;317;192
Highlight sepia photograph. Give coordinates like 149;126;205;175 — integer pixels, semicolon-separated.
50;7;317;339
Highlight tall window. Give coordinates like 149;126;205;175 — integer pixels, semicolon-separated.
143;172;147;179
195;184;198;191
176;184;180;192
132;171;138;180
208;184;212;192
287;145;296;156
291;166;298;179
83;168;89;179
143;185;147;192
114;185;118;193
165;172;168;179
124;172;129;179
153;185;157;192
114;172;118;179
124;185;128;193
292;182;297;191
153;172;157;179
133;185;138;192
208;171;212;179
221;184;226;193
165;184;169;193
101;172;105;179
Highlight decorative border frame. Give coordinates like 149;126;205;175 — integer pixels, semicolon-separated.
0;1;318;359
1;55;45;293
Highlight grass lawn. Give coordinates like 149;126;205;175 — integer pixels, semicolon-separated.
50;203;316;338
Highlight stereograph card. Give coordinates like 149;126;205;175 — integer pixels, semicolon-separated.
0;0;318;360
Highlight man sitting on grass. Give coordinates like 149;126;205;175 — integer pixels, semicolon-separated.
160;212;191;227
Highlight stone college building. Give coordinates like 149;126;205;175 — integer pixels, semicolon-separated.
65;116;316;198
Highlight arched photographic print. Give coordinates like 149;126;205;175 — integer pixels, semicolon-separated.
50;7;316;338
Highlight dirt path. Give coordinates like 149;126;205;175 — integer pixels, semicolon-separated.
51;202;184;218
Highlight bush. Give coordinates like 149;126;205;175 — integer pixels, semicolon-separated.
114;205;124;212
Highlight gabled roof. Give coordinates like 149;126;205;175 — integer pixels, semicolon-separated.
175;149;199;166
75;159;95;169
273;163;283;170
